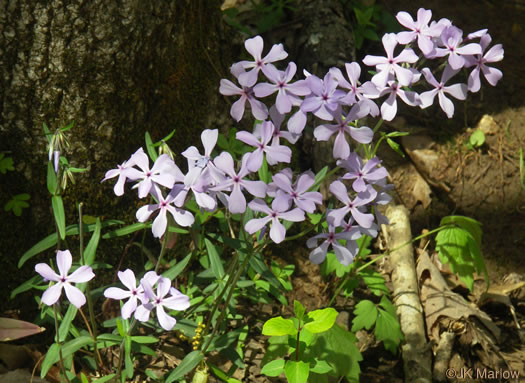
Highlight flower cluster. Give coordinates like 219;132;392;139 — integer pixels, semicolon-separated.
102;8;502;268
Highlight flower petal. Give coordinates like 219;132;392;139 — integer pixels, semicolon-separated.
41;283;63;306
56;250;72;278
64;283;86;308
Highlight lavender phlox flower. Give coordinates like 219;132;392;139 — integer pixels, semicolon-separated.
253;62;311;114
134;276;190;331
210;152;267;214
254;106;301;145
329;63;381;116
287;108;308;135
313;104;373;159
466;29;488;40
244;198;305;244
395;8;442;56
342;217;379;239
371;183;393;225
267;168;293;197
464;33;503;93
136;185;195;238
129;149;179;199
182;129;218;185
378;78;420;121
307;224;358;266
102;154;139;196
433;26;482;70
220;63;268;122
338;153;388;192
35;250;95;308
104;269;149;319
362;33;419;88
300;72;346;120
271;170;323;214
327;180;377;228
236;35;288;87
236;121;292;172
419;66;467;118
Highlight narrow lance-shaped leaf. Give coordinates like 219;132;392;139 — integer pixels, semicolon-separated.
52;195;66;240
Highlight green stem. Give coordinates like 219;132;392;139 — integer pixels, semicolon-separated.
155;229;169;274
115;319;137;383
295;323;301;362
372;118;384;134
53;304;71;383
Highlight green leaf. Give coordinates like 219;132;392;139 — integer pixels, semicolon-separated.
60;121;74;132
162;253;192;280
375;308;403;354
81;372;89;383
165;350;203;383
294;300;305;321
0;153;14;173
469;129;485;147
309;359;332;374
41;336;93;378
285;360;309;383
58;305;78;342
51;195;66;240
205;238;225;279
102;222;148;239
351;300;378;332
4;194;30;216
10;275;41;299
47;161;58;195
124;336;133;378
92;374;116;383
309;166;328;192
360;269;389;296
258;155;270;184
262;317;296;336
435;223;487;291
440;215;482;248
304;308;338;334
261;358;285;377
131;335;158;344
84;217;101;266
145;132;158;162
386;137;405;157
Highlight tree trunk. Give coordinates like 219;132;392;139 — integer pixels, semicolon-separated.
0;0;230;303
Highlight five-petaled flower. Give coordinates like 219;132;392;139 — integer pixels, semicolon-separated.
35;250;95;308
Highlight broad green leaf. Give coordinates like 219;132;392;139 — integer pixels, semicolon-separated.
81;372;89;383
285;360;309;383
261;359;285;377
84;217;101;266
205;238;225;279
165;350;203;383
0;153;14;173
0;317;45;341
40;343;59;379
351;300;377;332
304;308;338;334
309;359;332;374
47;161;58;195
294;300;305;321
145;131;158;161
131;335;158;344
469;129;485;147
440;215;482;248
51;195;66;240
162;253;192;280
258;155;270;184
375;308;403;354
262;317;296;336
360;269;389;296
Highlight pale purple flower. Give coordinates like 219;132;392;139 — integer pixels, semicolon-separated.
220;63;268;122
271;170;323;213
327;181;377;228
342;217;379;239
419;66;467;118
210;152;267;214
313;105;373;159
236;121;292;172
253;106;301;146
433;26;482;70
379;79;420;121
253;62;311;114
395;8;442;56
362;33;419;88
35;250;95;308
136;185;195;238
53;150;60;173
338;153;388;192
182;129;218;184
329;63;380;116
464;34;503;93
287;108;308;135
300;73;346;120
102;156;137;196
244;198;305;244
129;149;179;199
104;269;148;319
237;35;288;87
307;224;359;266
135;277;190;331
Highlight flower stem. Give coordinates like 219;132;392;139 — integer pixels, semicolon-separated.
53;304;71;383
155;228;169;274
